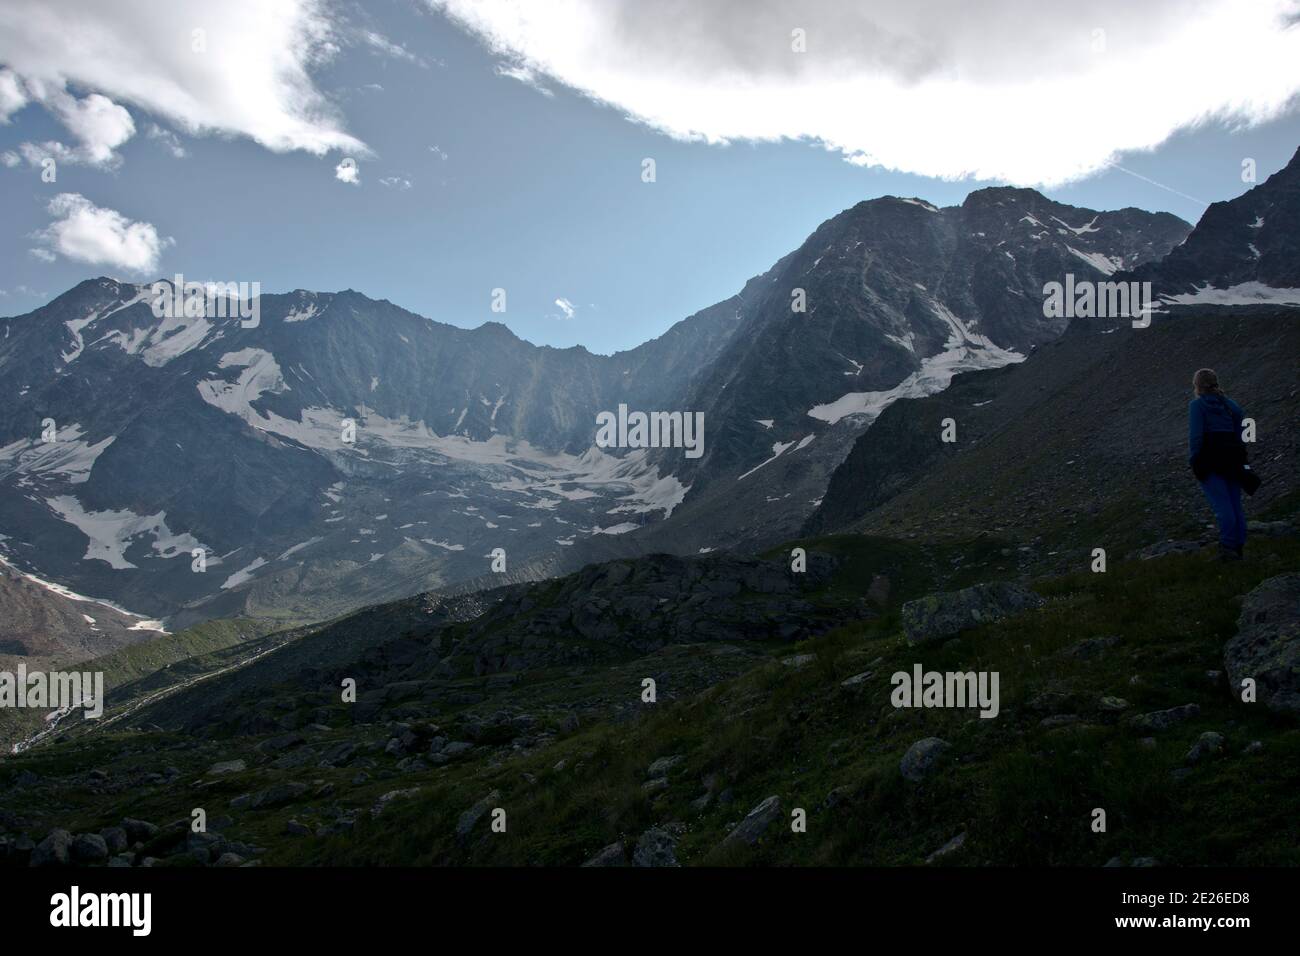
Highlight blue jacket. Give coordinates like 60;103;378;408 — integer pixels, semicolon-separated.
1188;393;1244;472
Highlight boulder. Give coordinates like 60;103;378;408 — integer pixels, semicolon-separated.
30;829;72;867
100;826;128;854
722;795;782;846
121;818;159;842
455;790;501;840
581;843;628;867
1129;704;1200;732
900;737;950;782
646;755;684;777
902;583;1043;646
1185;731;1226;764
632;827;680;866
1224;573;1300;714
70;833;109;864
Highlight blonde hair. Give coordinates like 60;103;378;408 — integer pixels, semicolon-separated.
1193;368;1223;396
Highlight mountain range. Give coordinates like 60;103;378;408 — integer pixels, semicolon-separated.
0;185;1191;642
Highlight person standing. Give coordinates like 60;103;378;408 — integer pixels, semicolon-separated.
1188;368;1248;560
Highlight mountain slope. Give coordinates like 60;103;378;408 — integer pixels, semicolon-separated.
809;148;1300;546
623;190;1188;556
1133;144;1300;302
0;279;740;631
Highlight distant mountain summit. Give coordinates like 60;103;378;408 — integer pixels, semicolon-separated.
626;188;1189;556
1132;144;1300;304
0;278;735;627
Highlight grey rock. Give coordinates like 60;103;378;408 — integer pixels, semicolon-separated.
207;760;246;776
31;830;73;867
925;831;967;863
235;782;308;811
903;582;1043;646
581;843;628;867
646;755;684;777
1224;573;1300;713
1185;731;1226;764
372;787;422;817
632;827;680;867
121;819;158;842
723;795;782;846
900;737;950;782
455;790;501;840
70;833;109;864
1129;703;1200;732
100;826;128;855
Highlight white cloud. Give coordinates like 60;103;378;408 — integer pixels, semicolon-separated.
0;68;27;121
146;123;187;159
554;297;575;320
9;82;138;167
0;0;366;157
335;159;360;184
495;62;554;98
358;30;427;67
429;0;1300;186
379;175;412;189
33;193;171;273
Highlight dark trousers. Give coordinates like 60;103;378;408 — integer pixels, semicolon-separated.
1200;473;1246;550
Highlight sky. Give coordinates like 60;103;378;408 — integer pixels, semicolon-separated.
1;0;1299;355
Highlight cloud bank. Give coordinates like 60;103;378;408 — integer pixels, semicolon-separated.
0;0;366;157
430;0;1300;185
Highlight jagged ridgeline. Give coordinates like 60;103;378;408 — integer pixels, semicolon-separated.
0;185;1188;634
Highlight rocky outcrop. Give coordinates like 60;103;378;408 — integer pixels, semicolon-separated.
902;583;1043;646
1224;573;1300;714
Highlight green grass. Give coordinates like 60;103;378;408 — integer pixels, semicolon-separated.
4;533;1297;868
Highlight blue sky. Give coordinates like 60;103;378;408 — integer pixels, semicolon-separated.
2;0;1299;355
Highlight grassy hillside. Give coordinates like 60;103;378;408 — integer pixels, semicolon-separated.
3;529;1295;867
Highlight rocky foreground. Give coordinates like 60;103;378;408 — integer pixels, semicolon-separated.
1;522;1297;868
